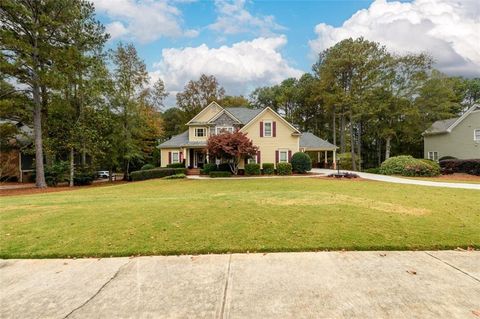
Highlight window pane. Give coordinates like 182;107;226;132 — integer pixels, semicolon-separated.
264;122;272;136
172;153;179;163
475;130;480;140
280;151;287;162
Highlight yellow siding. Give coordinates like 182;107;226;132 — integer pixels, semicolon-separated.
160;148;183;167
188;102;222;123
189;126;209;142
240;108;299;168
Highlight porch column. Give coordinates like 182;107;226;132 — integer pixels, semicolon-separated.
332;150;337;169
324;151;328;168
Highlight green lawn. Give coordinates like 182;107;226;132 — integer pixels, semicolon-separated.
1;178;479;258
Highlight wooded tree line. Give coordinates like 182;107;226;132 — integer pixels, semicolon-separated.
1;0;166;187
250;38;480;169
2;1;479;187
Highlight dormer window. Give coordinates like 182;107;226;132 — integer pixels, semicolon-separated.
215;126;234;134
195;128;206;137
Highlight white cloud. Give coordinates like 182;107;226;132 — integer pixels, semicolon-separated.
209;0;285;36
93;0;198;43
150;36;302;105
309;0;480;76
105;21;128;40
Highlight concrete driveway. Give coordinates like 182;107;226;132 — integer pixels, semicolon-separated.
1;251;479;318
312;169;480;190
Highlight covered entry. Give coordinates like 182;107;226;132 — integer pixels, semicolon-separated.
299;132;337;169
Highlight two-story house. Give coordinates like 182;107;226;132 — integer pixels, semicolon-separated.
159;102;337;171
423;104;480;160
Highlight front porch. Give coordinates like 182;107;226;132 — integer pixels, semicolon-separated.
184;147;208;169
303;149;337;169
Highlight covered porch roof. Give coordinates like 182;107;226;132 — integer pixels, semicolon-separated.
299;132;337;151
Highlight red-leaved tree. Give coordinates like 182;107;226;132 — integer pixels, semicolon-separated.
207;131;258;174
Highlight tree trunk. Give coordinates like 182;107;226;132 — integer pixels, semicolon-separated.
340;110;345;154
377;138;382;166
32;82;47;188
357;122;362;171
109;167;113;182
123;159;130;181
385;136;391;160
332;105;336;147
349;110;357;171
69;147;74;187
81;148;86;166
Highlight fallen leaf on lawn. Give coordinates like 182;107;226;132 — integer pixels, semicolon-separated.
190;256;198;261
379;253;386;257
406;270;417;275
467;246;475;251
472;310;480;317
263;253;267;256
455;247;466;251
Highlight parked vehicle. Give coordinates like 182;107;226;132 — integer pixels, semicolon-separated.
97;171;114;180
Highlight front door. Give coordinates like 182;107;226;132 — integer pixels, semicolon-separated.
196;151;205;168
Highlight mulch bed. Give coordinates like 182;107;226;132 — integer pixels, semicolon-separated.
0;180;127;197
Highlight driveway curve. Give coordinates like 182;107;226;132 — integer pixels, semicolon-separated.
311;169;480;190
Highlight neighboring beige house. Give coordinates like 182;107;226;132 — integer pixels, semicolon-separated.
159;102;337;170
423;104;480;160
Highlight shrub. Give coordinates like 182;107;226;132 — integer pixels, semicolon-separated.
262;163;275;175
364;167;380;174
141;164;155;170
291;152;312;173
130;168;186;181
277;162;292;175
440;159;480;176
217;163;232;172
338;152;360;170
245;163;261;175
379;155;440;177
166;162;185;168
209;171;232;178
163;173;186;179
74;167;95;186
44;161;69;186
203;163;217;174
439;156;457;161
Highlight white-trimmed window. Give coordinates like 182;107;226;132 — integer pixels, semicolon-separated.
195;128;206;137
279;150;288;163
215;126;234;134
263;121;272;137
427;151;438;161
171;151;180;163
474;129;480;141
247;157;257;164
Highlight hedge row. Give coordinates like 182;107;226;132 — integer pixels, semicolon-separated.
209;171;232;178
166;163;185;168
277;163;292;175
130;168;186;181
440;159;480;176
245;163;261;175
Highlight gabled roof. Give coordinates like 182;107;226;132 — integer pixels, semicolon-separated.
423;104;480;136
158;130;207;148
240;107;301;135
224;107;263;124
299;132;337;150
186;101;223;125
207;108;242;124
158;131;189;148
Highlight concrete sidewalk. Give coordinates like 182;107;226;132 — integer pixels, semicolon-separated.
312;168;480;190
1;251;479;318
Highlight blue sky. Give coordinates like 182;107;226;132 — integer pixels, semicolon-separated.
93;0;479;106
